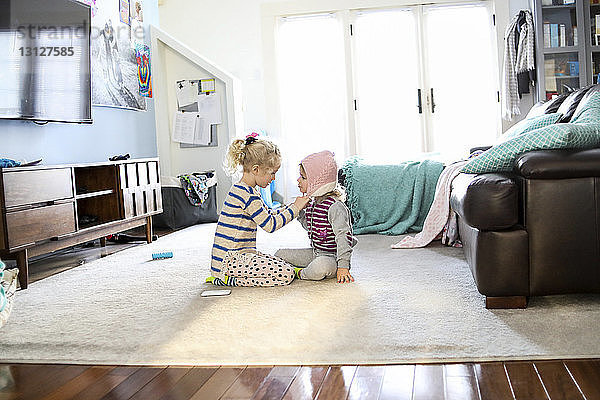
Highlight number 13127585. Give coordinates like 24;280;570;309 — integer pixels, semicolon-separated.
19;47;75;56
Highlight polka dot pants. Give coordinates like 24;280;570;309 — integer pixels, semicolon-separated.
221;250;294;287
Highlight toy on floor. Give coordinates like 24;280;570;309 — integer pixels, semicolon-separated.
201;289;231;297
152;251;173;260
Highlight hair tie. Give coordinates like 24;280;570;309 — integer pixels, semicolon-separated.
245;132;259;146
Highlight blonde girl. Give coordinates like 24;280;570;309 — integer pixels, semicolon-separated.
206;134;309;286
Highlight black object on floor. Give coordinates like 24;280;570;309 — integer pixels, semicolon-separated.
109;154;130;161
153;183;218;230
106;233;158;243
21;158;43;167
79;215;99;226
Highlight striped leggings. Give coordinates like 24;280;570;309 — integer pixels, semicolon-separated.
221;250;294;287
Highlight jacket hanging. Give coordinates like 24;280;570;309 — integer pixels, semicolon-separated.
502;9;536;120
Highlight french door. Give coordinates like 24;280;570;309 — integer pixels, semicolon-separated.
351;3;500;163
351;9;423;162
274;2;499;198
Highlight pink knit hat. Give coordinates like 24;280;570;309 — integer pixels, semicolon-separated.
300;150;338;197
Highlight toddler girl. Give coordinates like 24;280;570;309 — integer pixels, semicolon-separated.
275;150;356;283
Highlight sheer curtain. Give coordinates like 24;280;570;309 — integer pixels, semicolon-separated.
276;13;348;200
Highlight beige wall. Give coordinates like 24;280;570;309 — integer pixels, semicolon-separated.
160;0;279;132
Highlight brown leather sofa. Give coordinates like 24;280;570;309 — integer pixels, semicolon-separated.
450;85;600;309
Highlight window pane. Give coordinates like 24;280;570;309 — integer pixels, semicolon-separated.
424;4;499;160
276;14;347;197
353;9;422;163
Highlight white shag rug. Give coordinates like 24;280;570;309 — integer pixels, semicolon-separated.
1;221;599;366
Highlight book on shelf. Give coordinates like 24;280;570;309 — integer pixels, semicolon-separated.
596;15;600;35
573;26;578;46
567;61;579;76
544;22;550;47
545;59;557;92
560;24;566;47
550;23;559;47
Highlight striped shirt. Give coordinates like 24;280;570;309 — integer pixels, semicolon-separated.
304;197;354;252
210;182;298;278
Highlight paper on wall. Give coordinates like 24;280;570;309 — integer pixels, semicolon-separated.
197;92;222;125
193;117;211;145
172;111;198;144
176;80;198;108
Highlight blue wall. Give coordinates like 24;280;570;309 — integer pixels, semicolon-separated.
0;1;159;165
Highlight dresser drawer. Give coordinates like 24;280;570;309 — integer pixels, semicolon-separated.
5;202;76;248
3;168;74;208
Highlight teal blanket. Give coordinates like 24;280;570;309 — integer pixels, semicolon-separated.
342;157;444;235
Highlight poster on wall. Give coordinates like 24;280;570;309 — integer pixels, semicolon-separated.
130;0;143;22
129;0;144;49
77;0;147;110
136;44;152;98
78;0;98;17
119;0;130;25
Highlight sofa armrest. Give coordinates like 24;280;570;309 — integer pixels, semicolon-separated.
515;148;600;179
451;173;519;230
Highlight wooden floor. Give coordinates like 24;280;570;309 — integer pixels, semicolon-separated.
3;230;600;399
1;360;599;399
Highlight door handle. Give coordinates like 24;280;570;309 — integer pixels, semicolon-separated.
417;89;422;114
430;88;436;113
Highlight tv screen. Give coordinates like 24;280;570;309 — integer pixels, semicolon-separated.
0;0;91;123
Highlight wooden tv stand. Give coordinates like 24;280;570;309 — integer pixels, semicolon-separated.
0;158;162;289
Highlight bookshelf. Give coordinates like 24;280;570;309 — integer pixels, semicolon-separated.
534;0;599;100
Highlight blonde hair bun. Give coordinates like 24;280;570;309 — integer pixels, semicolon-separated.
224;137;281;175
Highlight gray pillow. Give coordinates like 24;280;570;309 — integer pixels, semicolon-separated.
526;92;570;118
557;85;594;122
571;84;600;121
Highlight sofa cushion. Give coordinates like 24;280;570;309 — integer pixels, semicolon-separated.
571;84;600;120
460;123;600;174
451;173;518;231
496;112;563;144
556;85;594;122
570;91;600;124
526;92;570;118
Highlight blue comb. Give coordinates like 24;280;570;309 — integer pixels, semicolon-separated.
152;251;173;260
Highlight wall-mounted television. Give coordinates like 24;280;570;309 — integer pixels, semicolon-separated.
0;0;92;123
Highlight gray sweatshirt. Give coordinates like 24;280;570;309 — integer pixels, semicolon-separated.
298;197;357;269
